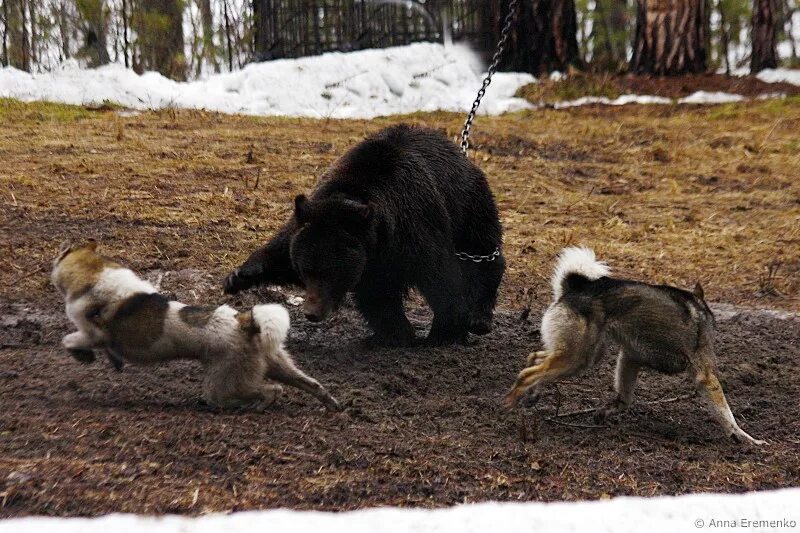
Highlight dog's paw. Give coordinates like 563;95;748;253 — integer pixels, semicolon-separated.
323;395;343;412
68;348;96;364
732;431;768;446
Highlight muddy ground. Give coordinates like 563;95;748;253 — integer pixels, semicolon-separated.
1;97;799;516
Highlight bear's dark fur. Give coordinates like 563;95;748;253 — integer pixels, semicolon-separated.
224;124;505;346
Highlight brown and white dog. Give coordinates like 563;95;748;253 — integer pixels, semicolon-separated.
506;247;764;445
51;241;340;410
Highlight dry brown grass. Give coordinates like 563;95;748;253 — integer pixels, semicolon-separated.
1;97;798;310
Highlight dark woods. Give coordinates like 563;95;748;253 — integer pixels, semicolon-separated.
0;0;796;79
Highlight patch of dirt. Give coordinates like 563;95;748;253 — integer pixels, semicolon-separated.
0;282;799;516
1;100;799;516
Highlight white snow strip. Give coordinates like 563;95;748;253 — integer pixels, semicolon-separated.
554;94;672;108
1;489;798;533
677;91;745;104
756;68;800;86
0;43;535;119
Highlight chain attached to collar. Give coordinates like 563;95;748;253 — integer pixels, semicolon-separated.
455;248;501;262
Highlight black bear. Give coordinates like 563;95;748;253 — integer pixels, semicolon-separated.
224;124;505;346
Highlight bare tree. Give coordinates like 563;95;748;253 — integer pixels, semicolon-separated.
631;0;709;74
222;0;232;69
1;0;8;67
121;0;129;67
751;0;778;71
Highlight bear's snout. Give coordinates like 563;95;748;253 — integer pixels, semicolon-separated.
302;286;331;322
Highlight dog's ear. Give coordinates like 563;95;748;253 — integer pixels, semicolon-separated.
693;282;705;300
85;239;98;252
55;240;74;264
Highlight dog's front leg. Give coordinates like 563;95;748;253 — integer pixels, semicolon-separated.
62;331;97;363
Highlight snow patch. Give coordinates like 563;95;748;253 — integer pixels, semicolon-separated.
0;43;535;119
1;489;798;533
756;68;800;86
677;91;745;104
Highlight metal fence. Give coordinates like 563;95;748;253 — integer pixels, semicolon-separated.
253;0;495;61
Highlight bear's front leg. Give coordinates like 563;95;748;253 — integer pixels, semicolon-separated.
62;331;97;363
354;286;417;347
224;224;301;294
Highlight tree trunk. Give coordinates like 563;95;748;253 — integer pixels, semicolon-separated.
133;0;186;80
222;0;233;69
1;0;8;67
718;0;731;74
592;0;629;71
751;0;778;71
631;0;709;74
77;0;111;66
482;0;581;75
198;0;219;72
121;0;129;67
20;0;30;71
253;0;274;61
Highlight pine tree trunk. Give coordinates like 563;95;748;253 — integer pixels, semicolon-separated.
751;0;778;72
483;0;581;75
631;0;708;74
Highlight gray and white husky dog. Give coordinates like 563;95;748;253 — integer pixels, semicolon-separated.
52;241;340;411
506;247;764;445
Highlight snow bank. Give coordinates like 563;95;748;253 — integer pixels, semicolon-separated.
756;68;800;86
0;43;534;119
2;489;798;533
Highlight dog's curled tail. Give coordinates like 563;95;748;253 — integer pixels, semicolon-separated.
251;304;291;352
551;247;611;301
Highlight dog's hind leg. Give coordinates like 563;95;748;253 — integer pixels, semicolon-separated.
596;349;641;421
266;350;341;411
691;353;766;445
505;350;585;407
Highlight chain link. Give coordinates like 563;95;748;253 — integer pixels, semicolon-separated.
459;0;520;155
455;248;500;263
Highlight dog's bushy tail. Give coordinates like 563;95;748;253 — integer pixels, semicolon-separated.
551;247;610;301
251;304;290;353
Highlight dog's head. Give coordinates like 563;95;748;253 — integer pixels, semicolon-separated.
51;240;112;299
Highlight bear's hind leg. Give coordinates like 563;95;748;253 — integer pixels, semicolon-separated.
354;285;417;347
418;257;469;346
459;252;505;335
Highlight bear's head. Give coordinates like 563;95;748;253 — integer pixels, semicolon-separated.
290;194;375;322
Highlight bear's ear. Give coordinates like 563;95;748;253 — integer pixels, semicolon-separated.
294;194;309;223
353;202;375;225
693;281;705;300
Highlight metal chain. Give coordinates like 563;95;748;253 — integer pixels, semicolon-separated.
455;249;500;263
459;0;520;155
